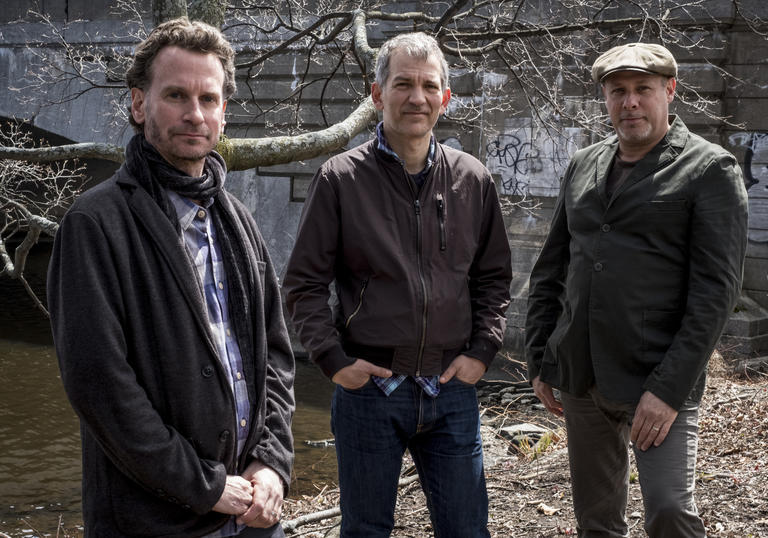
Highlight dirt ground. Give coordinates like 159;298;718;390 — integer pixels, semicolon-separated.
281;353;768;537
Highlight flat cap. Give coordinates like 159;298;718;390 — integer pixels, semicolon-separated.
591;43;677;83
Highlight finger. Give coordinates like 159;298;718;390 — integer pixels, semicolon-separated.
364;363;392;378
652;422;671;447
238;486;268;524
241;501;280;528
544;396;563;416
547;395;564;416
236;501;263;525
439;364;457;384
634;422;658;451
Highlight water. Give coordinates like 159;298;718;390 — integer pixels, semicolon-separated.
0;274;337;536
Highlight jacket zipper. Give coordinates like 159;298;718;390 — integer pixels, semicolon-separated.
436;193;446;251
344;278;369;328
413;199;428;376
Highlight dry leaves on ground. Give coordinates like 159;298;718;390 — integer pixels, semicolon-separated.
282;354;768;537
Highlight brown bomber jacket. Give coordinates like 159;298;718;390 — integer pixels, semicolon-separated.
284;139;512;379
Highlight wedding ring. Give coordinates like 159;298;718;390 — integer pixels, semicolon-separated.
652;426;660;431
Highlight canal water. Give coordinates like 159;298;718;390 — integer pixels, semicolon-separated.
0;270;337;536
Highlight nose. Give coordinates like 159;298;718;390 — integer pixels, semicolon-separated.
408;85;426;105
622;92;640;109
184;101;205;124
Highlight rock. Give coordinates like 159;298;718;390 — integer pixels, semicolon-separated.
499;423;551;447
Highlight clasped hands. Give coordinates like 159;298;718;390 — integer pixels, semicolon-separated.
212;460;284;528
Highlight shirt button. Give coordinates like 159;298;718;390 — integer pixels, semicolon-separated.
236;371;242;380
601;223;611;232
240;418;247;428
594;262;603;272
197;209;206;219
226;329;231;337
218;282;224;290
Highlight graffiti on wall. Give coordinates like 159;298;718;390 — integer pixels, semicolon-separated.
729;132;768;242
485;118;584;198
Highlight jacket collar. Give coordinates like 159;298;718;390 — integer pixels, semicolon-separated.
115;166;219;357
596;115;687;205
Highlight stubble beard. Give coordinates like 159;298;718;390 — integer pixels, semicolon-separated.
146;118;213;168
617;119;653;148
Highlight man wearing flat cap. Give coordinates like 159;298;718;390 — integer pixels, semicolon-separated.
526;42;748;537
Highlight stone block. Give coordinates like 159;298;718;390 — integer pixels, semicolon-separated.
719;332;768;356
666;31;728;63
724;98;768;130
601;0;733;25
669;102;725;128
67;0;150;20
743;256;768;293
725;64;768;98
236;76;366;102
0;2;66;23
727;31;768;65
678;63;726;94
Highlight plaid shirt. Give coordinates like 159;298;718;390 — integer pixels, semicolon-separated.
168;191;250;537
372;123;440;398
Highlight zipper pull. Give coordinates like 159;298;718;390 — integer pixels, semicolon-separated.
414;199;421;215
436;193;446;251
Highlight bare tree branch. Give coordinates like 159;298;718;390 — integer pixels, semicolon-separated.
221;96;377;170
0;143;126;164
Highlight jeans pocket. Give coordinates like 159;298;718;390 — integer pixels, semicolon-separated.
340;376;374;392
450;376;477;388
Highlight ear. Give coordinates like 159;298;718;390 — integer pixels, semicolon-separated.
131;87;146;126
666;77;676;103
439;87;451;115
371;82;385;112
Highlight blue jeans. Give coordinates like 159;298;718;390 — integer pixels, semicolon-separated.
331;376;490;538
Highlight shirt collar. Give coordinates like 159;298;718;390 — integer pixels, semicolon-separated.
167;190;204;233
375;121;436;178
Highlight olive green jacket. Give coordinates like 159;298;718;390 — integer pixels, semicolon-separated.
526;117;748;410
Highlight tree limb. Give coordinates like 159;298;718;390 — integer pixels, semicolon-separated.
351;9;377;72
0;143;125;164
220;96;377;170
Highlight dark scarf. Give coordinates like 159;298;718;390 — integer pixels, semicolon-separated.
125;134;255;371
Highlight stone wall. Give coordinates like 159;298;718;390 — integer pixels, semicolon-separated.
2;0;767;356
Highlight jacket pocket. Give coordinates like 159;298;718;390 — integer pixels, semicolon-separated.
344;277;369;329
645;199;687;212
641;309;681;361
